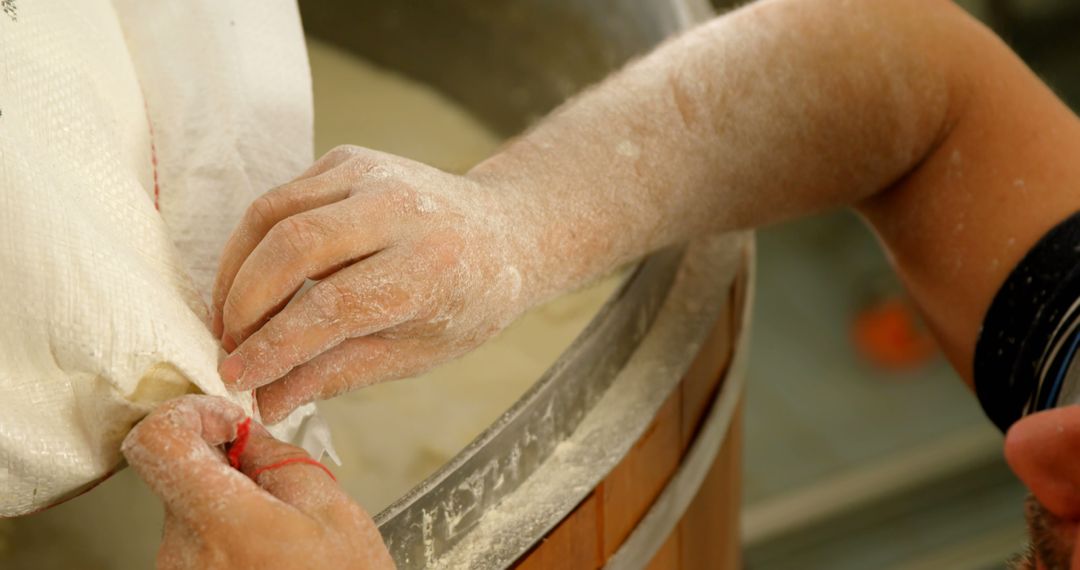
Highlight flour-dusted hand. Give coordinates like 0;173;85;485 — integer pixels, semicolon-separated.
218;0;1080;427
211;146;534;423
122;395;394;570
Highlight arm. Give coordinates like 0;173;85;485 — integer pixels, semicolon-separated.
469;0;1080;383
211;0;1080;419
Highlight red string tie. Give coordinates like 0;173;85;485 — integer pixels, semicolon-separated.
252;457;337;482
227;417;252;470
226;417;336;481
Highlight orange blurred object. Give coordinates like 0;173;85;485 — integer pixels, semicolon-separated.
851;296;937;371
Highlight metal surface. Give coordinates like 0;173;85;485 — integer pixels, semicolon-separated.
299;0;710;138
297;1;731;567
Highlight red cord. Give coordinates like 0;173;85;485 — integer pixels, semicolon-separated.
251;457;337;482
227;417;252;470
227;417;336;481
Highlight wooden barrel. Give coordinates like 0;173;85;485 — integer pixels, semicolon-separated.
515;261;748;569
378;234;751;568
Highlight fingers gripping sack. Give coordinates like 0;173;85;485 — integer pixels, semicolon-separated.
0;0;332;516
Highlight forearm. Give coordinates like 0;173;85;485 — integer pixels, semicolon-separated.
473;0;1080;387
470;0;952;305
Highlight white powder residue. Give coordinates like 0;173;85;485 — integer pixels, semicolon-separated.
6;38;621;569
616;139;640;158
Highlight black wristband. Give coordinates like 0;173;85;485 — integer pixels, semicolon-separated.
974;210;1080;432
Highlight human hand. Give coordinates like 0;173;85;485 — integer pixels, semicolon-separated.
211;146;533;423
1004;406;1080;569
121;395;394;570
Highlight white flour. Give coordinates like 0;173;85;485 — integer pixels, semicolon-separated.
0;38;616;568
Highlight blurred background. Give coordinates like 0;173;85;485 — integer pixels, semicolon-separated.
734;0;1080;568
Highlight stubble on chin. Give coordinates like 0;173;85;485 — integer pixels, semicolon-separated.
1011;494;1074;570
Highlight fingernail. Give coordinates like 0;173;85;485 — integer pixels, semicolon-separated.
215;401;246;424
260;399;293;426
220;353;246;386
222;334;237;353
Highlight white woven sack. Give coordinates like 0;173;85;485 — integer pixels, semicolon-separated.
0;0;330;516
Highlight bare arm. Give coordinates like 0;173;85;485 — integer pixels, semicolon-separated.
469;0;1080;383
213;0;1080;418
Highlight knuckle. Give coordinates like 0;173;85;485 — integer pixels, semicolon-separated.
323;370;361;400
319;145;368;175
246;193;281;229
422;229;467;267
385;283;421;317
326;144;361;161
308;279;353;320
269;215;323;258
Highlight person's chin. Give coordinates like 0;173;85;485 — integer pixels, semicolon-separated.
1013;495;1076;570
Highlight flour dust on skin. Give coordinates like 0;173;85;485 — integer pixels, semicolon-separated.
0;39;618;569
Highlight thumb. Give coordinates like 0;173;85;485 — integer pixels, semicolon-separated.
1004;406;1080;519
121;395;269;521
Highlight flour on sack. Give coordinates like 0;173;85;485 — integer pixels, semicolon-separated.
0;0;327;517
0;37;620;568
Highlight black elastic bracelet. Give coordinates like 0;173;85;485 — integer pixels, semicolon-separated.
974;210;1080;432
